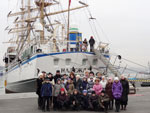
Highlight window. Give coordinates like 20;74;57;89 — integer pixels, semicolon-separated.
82;59;88;65
66;58;71;65
93;59;98;65
54;58;59;66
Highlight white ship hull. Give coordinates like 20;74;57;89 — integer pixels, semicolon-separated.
5;52;109;93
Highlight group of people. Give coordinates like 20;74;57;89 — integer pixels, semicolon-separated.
36;70;129;113
71;36;95;52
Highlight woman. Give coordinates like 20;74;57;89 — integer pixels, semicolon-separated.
105;77;114;110
65;79;75;95
120;75;129;110
112;77;123;112
82;76;88;90
93;78;103;96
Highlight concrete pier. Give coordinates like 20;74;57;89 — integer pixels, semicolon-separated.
0;87;150;113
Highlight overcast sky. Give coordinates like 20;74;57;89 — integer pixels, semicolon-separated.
0;0;150;71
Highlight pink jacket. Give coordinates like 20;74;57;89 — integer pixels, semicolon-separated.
93;83;103;95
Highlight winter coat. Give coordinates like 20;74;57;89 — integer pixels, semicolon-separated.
82;81;88;90
70;93;82;105
120;79;129;103
100;80;107;89
75;79;83;93
89;38;95;46
98;94;109;108
65;83;74;95
54;84;63;96
93;83;103;95
57;93;68;103
105;82;113;100
54;74;62;84
80;94;89;108
36;78;43;96
41;82;52;97
87;81;94;95
112;81;123;99
89;95;99;109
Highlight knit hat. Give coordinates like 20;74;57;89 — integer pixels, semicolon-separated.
108;77;112;80
76;75;80;78
60;88;65;92
38;73;43;77
114;77;119;81
82;90;87;94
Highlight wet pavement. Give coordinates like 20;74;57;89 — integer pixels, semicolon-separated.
0;87;150;113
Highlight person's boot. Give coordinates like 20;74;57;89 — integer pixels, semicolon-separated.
124;105;127;110
121;105;123;110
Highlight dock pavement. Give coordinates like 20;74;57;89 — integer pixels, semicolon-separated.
0;87;150;113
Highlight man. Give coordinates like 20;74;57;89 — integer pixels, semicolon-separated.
54;70;62;84
89;36;95;52
41;77;52;112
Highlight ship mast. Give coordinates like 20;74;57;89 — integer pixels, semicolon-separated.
67;0;71;51
40;0;45;44
27;0;31;43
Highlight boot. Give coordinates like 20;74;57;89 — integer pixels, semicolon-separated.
124;105;127;110
121;105;123;110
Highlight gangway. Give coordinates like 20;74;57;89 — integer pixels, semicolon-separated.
94;49;121;76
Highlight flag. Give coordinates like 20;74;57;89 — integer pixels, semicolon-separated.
69;0;71;6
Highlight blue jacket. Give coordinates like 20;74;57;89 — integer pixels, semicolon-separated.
41;82;52;97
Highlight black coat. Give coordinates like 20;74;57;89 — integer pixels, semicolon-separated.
89;95;99;109
81;94;89;109
75;79;83;93
89;38;95;46
54;74;62;84
70;93;82;105
36;78;43;96
120;79;129;104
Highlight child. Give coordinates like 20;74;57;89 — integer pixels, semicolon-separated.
82;76;88;90
87;76;94;95
80;90;89;110
57;88;69;110
53;78;63;110
93;78;103;96
70;89;82;110
99;90;109;113
41;77;52;112
89;91;99;111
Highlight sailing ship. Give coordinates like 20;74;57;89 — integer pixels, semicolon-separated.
3;0;120;93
